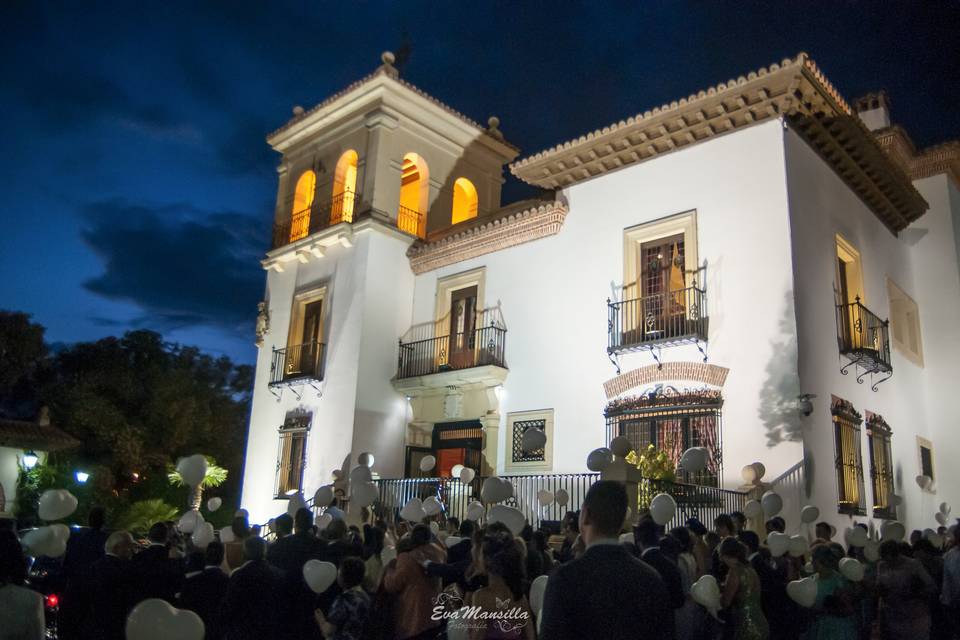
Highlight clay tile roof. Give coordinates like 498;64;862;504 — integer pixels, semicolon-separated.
0;417;80;452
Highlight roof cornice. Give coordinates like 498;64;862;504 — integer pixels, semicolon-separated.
874;127;960;188
510;54;927;233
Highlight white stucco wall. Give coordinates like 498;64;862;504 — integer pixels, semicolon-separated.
412;119;804;488
784;126;959;534
0;447;21;514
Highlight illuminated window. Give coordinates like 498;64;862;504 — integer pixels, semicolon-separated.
275;413;310;498
451;177;478;224
831;397;865;516
398;153;429;238
866;413;895;519
290;170;316;242
835;234;864;306
887;279;923;366
331;150;358;224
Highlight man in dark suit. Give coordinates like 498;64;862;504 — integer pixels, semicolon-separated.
739;530;796;640
266;508;326;639
179;541;229;640
540;481;671;640
85;530;136;640
130;522;184;605
634;517;685;611
60;507;110;640
221;536;283;640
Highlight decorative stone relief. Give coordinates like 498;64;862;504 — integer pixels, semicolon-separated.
255;301;270;348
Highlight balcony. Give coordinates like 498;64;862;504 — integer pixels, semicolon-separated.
271;190;358;249
397;205;424;239
607;283;708;358
836;296;892;389
269;341;326;387
396;308;506;380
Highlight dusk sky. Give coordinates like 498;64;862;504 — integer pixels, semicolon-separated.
2;2;958;366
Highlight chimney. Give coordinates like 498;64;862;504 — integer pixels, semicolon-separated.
854;91;891;131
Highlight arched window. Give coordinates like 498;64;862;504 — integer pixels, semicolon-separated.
331;150;358;224
398;152;429;238
451;177;478;224
290;170;316;241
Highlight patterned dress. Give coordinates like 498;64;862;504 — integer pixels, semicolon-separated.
327;587;372;640
728;564;770;640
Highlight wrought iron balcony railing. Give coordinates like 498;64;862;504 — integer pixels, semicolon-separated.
607;284;708;355
271;190;358;249
836;296;892;388
397;205;424;239
397;324;506;379
269;341;326;386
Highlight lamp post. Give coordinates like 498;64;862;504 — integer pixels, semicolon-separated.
22;450;39;470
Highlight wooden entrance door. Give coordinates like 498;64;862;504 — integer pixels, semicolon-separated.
639;234;686;339
448;286;477;369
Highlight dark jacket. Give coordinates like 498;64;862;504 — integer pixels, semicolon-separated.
221;560;283;640
86;554;134;640
639;547;686;611
178;567;229;640
130;544;183;605
540;542;671;640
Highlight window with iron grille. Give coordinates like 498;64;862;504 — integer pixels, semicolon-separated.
275;414;310;498
832;398;865;516
866;413;895;519
512;419;546;463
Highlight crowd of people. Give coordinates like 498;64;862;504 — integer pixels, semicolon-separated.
1;481;960;640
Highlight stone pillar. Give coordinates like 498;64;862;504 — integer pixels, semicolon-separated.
480;415;500;477
601;458;643;525
362;107;399;218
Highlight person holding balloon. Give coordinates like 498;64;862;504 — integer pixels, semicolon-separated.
719;536;769;640
806;544;858;640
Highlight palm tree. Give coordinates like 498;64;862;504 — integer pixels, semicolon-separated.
167;456;228;511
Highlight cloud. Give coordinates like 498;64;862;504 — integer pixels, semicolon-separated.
79;200;267;334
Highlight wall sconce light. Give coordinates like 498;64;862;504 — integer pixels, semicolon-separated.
798;393;817;417
22;450;39;470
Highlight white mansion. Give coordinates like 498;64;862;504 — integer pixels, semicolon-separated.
240;51;960;535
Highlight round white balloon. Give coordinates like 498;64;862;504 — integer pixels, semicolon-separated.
839;557;865;582
192;522;215;549
554;488;569;507
303;560;338;594
536;489;554;507
649;493;677;526
488;504;526;535
351;481;379;509
521;427;547;453
787;576;818;608
466;501;485;521
610;436;633;458
419;455;436;473
349;465;373;485
939;502;951;516
400;498;426;522
358;452;375;468
313;485;334;508
451;464;465;479
423;496;443;516
800;505;820;523
286;492;308;518
761;491;783;517
743;500;763;520
586;447;614;472
751;462;766;481
126;598;204;640
459;467;476;484
176;455;208;488
38;489;78;522
206;497;222;512
178;510;204;534
679;447;708;473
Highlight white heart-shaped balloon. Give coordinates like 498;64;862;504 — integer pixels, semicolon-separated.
381;546;397;565
423;496;443;516
178;510;204;534
788;535;809;558
466;501;485;521
649;493;676;526
880;521;905;542
349;465;373;485
554;488;569;507
175;455;208;488
445;536;463;548
787;576;818;608
586;448;613;472
839;557;865;582
691;574;722;617
935;512;948;526
286;492;308;518
480;477;513;504
315;513;333;531
22;524;69;558
451;464;465;479
767;532;790;558
889;494;902;507
352;481;379;509
419;455;436;473
536;489;554;507
844;527;868;548
529;574;549;614
761;491;783;517
916;475;932;490
801;505;820;523
126;598;205;640
619;532;635;545
741;464;759;485
925;530;945;548
743;500;763;520
459;467;476;484
38;489;78;521
488;504;526;535
939;502;951;516
400;498;426;522
863;540;880;563
522;428;547;453
206;497;222;512
303;560;337;594
313;485;335;507
219;527;235;543
192;522;215;549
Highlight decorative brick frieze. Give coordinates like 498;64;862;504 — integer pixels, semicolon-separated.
603;362;730;399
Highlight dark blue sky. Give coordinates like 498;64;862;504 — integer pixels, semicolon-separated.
2;1;958;365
